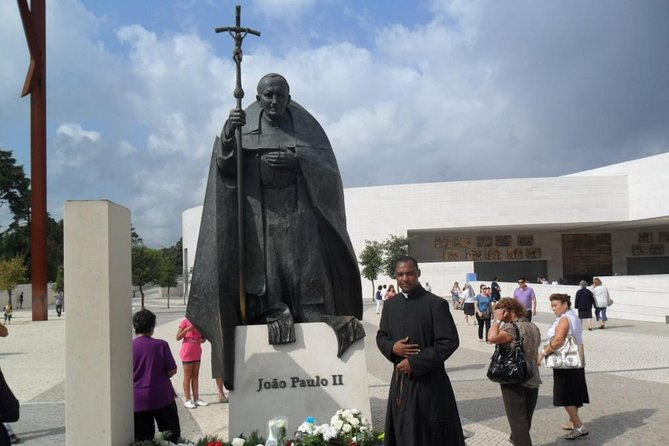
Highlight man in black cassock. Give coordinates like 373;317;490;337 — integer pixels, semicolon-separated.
186;73;363;390
376;256;465;445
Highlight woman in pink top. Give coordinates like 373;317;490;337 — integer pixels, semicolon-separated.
176;318;208;409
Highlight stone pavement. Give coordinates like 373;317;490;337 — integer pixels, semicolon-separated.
1;294;667;445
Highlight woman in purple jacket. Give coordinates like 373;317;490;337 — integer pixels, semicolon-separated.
132;309;181;442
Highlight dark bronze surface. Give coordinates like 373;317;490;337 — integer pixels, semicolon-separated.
214;5;261;325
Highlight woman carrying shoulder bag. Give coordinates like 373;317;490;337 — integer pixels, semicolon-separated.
474;285;493;342
488;298;541;446
538;293;590;440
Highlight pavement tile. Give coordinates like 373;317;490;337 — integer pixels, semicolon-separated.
2;296;668;445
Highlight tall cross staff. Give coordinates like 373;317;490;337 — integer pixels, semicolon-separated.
215;5;261;324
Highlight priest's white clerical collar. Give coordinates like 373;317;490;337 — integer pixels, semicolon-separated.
402;292;410;299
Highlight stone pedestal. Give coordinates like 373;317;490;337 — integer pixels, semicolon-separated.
64;200;133;446
229;322;371;438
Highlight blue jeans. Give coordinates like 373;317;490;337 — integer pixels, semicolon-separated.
595;307;608;322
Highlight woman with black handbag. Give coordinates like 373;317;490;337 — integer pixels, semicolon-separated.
488;298;541;446
538;293;590;440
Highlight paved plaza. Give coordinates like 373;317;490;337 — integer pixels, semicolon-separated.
1;294;668;445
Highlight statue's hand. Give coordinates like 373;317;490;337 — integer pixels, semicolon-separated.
224;109;246;139
264;150;297;170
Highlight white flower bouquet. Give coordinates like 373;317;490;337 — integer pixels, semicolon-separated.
293;409;378;446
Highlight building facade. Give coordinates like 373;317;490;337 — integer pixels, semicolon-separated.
184;152;669;289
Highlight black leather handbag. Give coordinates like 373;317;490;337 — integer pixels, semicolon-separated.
486;322;533;385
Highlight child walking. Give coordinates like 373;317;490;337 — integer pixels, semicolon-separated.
3;303;12;324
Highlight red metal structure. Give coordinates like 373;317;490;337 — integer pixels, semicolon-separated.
18;0;48;321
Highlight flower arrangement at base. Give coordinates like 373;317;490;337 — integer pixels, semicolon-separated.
128;431;192;446
129;432;265;446
128;409;382;446
291;409;381;446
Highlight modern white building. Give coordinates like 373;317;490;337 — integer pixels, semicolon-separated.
183;152;669;322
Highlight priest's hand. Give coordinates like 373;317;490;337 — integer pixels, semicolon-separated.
396;358;412;375
392;337;420;358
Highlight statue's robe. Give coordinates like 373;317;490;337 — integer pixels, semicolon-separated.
186;100;362;390
376;285;465;446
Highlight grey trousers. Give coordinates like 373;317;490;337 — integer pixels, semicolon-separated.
500;383;539;446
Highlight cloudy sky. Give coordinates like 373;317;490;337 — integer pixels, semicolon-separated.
2;0;668;247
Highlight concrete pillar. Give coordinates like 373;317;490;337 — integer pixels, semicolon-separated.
64;200;133;445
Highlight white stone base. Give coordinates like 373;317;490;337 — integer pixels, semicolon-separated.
229;322;371;439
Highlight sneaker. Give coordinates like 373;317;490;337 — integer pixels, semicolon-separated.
195;399;209;407
8;433;21;444
219;393;229;403
564;425;588;440
184;399;196;409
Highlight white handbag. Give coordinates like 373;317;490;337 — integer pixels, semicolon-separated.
544;335;585;369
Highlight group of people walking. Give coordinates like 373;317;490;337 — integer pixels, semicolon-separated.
487;277;611;444
132;310;228;443
445;276;607;444
488;293;591;444
130;273;608;444
575;277;613;330
377;260;600;445
374;284;397;314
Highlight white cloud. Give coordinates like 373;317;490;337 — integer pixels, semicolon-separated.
56;124;101;143
4;0;669;246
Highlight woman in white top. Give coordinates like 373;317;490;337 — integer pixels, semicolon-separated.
462;283;476;325
538;294;590;440
592;277;610;329
450;281;462;309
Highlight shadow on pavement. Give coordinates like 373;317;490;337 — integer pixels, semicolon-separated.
585;408;656;444
13;426;65;443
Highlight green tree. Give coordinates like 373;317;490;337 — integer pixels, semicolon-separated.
0;148;31;267
0;149;30;226
0;215;63;282
358;240;384;300
132;246;159;309
382;234;410;279
53;265;64;294
160;238;182;277
131;225;143;247
0;150;63;283
0;222;29;262
156;251;178;308
46;216;64;281
0;256;28;305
